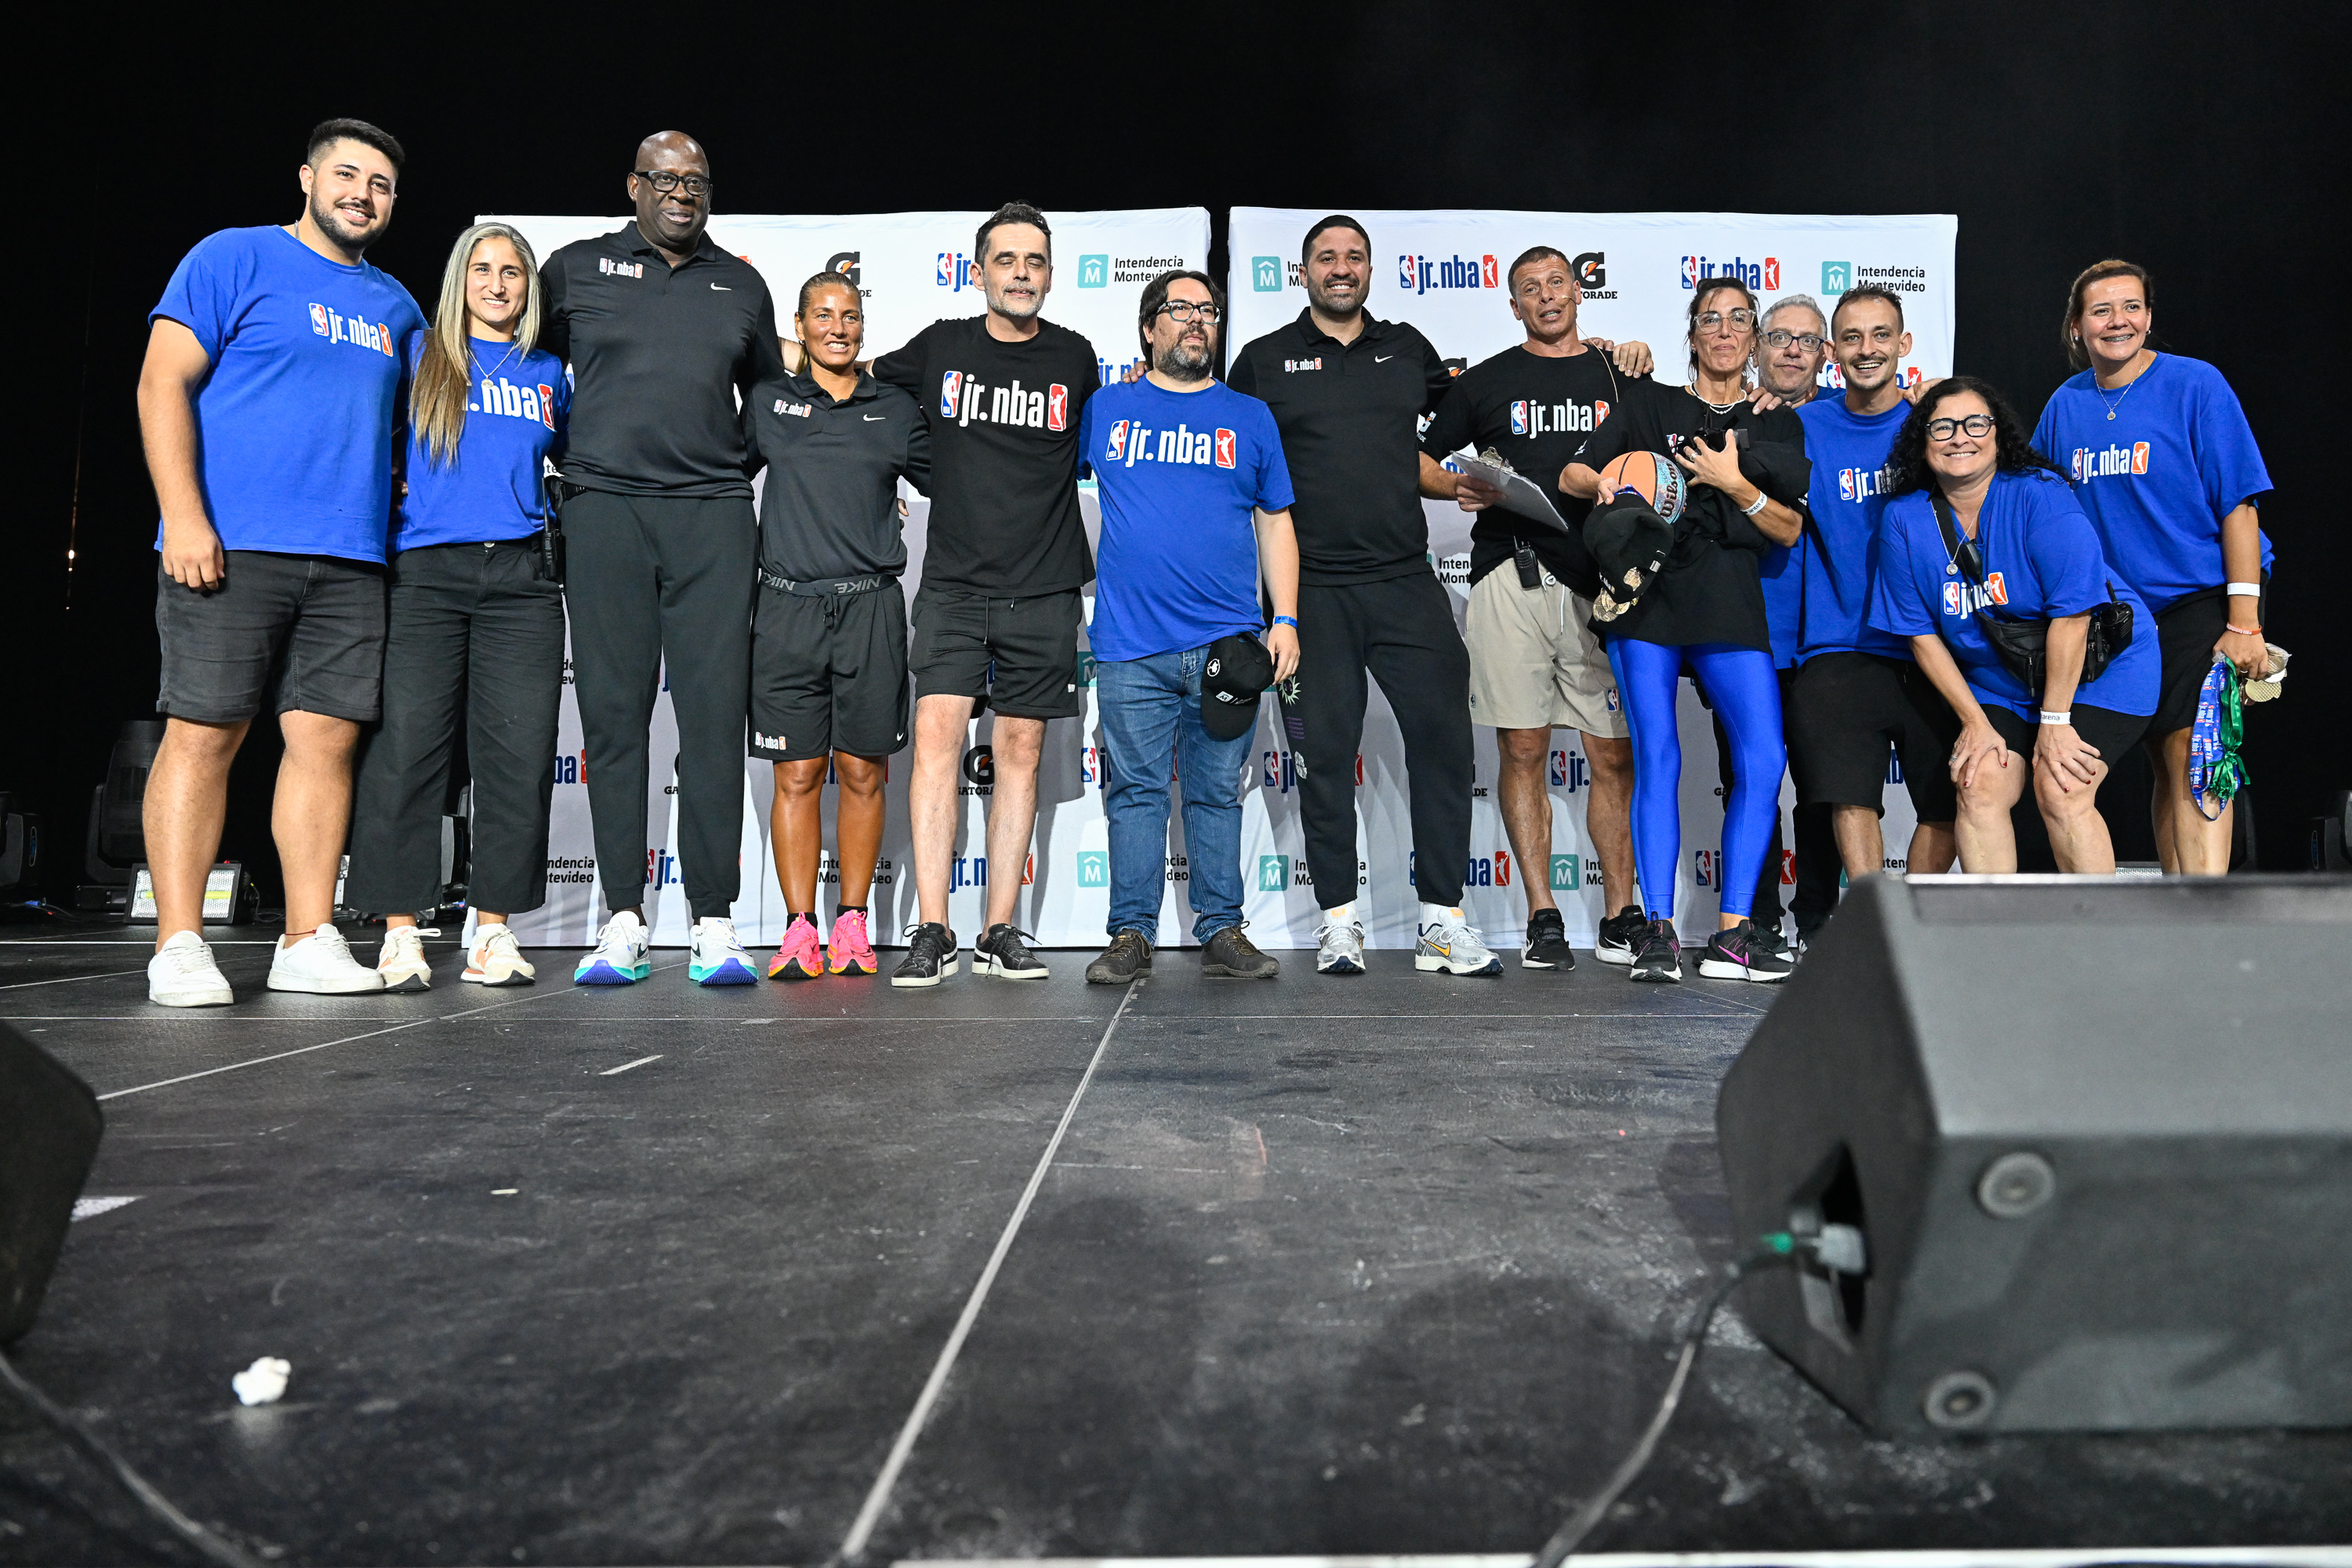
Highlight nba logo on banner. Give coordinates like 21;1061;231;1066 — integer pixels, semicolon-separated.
1511;401;1530;435
1047;383;1069;431
1107;419;1129;462
1214;428;1236;469
1258;855;1290;892
1080;746;1100;785
940;370;962;418
1076;851;1108;887
1695;848;1716;887
1253;256;1283;292
308;303;330;337
1549;749;1568;786
1398;254;1417;289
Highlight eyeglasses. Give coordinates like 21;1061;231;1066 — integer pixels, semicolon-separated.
1926;414;1996;440
1697;309;1756;332
1156;299;1221;325
634;169;713;198
1763;329;1823;350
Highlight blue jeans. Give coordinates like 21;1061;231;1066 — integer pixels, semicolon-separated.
1096;645;1254;944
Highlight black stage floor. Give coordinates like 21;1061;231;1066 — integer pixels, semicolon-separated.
2;923;2347;1566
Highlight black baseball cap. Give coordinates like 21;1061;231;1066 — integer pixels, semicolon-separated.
1585;496;1675;607
1200;632;1276;740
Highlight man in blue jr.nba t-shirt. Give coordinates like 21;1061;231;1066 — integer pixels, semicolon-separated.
138;118;425;1007
1078;270;1301;986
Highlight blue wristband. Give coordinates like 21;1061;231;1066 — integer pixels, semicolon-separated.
1272;615;1299;629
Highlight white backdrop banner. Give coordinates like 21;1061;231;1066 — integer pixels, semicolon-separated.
1224;209;1959;947
477;205;1953;953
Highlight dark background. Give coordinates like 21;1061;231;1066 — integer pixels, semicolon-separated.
10;2;2339;903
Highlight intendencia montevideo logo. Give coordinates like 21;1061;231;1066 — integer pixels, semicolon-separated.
307;303;396;357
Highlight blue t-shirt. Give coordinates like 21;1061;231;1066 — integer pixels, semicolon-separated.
393;335;570;551
2031;354;2273;612
150;226;425;563
1077;378;1295;662
1795;394;1913;662
1756;539;1801;670
1868;469;2158;720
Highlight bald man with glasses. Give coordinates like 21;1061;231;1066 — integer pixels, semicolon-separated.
539;131;788;988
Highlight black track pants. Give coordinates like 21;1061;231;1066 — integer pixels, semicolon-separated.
564;489;754;920
1283;573;1474;909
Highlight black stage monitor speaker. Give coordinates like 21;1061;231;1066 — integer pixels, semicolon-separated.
1;1022;103;1345
1716;874;2352;1435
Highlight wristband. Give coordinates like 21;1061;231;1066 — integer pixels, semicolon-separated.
2226;582;2263;598
1272;615;1298;630
2038;710;2073;726
1740;487;1769;517
2227;622;2262;637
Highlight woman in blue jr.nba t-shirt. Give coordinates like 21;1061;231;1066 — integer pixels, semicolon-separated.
1870;378;2155;875
2032;260;2274;876
344;223;570;992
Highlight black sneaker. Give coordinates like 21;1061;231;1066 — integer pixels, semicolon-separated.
1086;927;1152;984
1202;924;1279;978
1594;904;1647;967
1520;908;1577;971
975;924;1050;980
890;923;959;989
1697;918;1794;983
1628;918;1683;984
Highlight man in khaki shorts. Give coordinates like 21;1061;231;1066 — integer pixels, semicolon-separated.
1418;245;1653;970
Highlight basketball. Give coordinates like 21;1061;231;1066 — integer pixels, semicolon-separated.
1600;450;1687;522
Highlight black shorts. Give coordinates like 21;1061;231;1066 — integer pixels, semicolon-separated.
2151;580;2269;737
750;582;910;761
1784;652;1961;822
155;551;387;724
908;583;1083;720
1985;702;2151;766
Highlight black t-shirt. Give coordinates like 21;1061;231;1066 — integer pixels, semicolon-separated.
1572;391;1810;651
539;227;786;498
742;370;932;581
873;316;1101;596
1419;343;1657;597
1227;309;1454;586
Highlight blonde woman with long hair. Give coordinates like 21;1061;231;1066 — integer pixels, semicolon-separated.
346;222;569;990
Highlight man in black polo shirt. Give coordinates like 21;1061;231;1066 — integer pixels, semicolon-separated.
1415;245;1652;973
1228;215;1499;978
874;201;1101;985
539;131;786;989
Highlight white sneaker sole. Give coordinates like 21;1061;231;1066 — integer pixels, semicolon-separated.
1592;942;1636;967
149;981;234;1007
891;953;960;989
379;967;432;993
978;955;1049;979
1697;957;1791;983
463;968;535;986
1315;953;1363;975
1416;949;1503;975
267;971;387;993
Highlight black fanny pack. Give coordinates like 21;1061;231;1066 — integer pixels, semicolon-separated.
1933;491;2133;700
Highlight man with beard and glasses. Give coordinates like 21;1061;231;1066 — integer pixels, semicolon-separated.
1415;245;1653;973
140;118;425;1007
539;132;786;989
1788;285;1960;912
874;202;1102;985
1077;270;1300;987
1229;215;1501;978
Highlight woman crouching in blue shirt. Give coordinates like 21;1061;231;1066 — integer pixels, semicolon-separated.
347;223;568;988
1869;379;2157;873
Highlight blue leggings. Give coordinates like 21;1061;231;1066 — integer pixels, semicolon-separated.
1605;639;1786;921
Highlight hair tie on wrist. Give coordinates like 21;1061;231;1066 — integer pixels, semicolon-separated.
2226;622;2261;637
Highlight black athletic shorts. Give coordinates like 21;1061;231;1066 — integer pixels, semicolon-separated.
1985;702;2151;767
750;581;910;761
1784;652;1960;822
2151;579;2269;737
155;551;387;724
908;583;1084;720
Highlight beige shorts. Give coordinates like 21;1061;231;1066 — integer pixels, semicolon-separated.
1465;566;1628;737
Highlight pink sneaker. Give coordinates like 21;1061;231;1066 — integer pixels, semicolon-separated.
827;909;878;976
767;914;823;981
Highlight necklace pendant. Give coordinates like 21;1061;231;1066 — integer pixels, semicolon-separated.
2107;410;2116;420
1947;564;1958;575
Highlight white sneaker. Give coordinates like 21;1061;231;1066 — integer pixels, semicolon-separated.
463;923;535;986
689;916;758;985
1416;909;1504;976
574;911;651;985
1316;917;1366;975
148;930;233;1007
268;925;386;993
376;925;432;992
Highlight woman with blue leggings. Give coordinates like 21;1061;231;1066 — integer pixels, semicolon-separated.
1564;277;1813;982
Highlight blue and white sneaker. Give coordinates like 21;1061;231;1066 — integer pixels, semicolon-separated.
688;916;758;986
574;911;652;986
